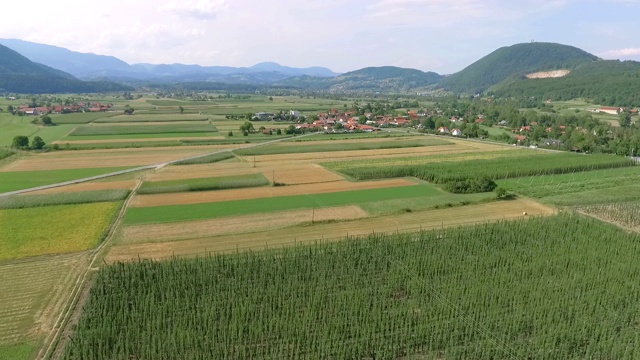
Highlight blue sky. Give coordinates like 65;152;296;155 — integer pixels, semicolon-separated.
1;0;639;73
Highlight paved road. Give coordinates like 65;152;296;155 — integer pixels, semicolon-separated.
0;133;319;198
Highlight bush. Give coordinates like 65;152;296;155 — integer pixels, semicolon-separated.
228;131;233;137
444;177;497;194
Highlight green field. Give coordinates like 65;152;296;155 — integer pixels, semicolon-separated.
65;214;640;359
542;185;640;206
61;132;221;141
0;343;36;360
69;123;218;136
0;167;133;193
137;174;269;194
234;138;452;156
0;202;121;260
126;184;440;224
0;189;130;209
94;114;208;123
50;112;119;124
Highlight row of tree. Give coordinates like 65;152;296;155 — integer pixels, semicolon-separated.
12;135;45;150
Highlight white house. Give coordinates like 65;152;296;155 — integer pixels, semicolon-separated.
451;128;463;136
437;126;450;134
289;110;300;118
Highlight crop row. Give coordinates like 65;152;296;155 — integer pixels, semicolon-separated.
65;214;640;359
69;123;218;136
0;189;130;209
137;174;269;195
330;153;635;184
233;138;452;156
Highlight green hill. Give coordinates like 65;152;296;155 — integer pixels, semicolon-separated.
489;60;640;107
0;44;132;93
279;66;443;93
439;42;598;94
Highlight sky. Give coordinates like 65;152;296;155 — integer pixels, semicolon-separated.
1;0;639;74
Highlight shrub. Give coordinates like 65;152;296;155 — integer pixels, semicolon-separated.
444;177;497;194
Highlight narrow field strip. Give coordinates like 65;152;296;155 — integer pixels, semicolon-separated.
69;123;218;136
0;167;134;193
129;178;417;208
28;180;136;195
125;184;436;225
108;198;554;261
120;205;369;244
0;190;130;209
137;174;269;194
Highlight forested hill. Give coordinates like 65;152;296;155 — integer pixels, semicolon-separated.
0;44;132;93
278;66;443;92
489;60;640;107
438;42;599;94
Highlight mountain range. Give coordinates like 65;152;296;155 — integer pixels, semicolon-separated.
2;38;640;106
0;39;338;82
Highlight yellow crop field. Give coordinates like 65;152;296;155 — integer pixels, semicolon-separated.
0;202;121;260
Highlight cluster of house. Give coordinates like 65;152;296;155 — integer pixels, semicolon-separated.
16;102;113;116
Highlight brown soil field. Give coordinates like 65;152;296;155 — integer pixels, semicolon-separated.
148;162;344;185
119;205;369;244
0;146;238;172
28;180;137;195
129;178;417;207
106;198;555;262
52;136;225;144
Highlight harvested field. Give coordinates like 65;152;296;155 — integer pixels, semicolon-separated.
120;205;369;244
0;253;89;356
28;180;136;195
129;178;416;207
244;141;513;165
150;163;343;185
0;146;237;171
106;198;555;261
96;114;208;122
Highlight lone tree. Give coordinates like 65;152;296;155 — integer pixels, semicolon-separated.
239;121;254;133
12;135;29;149
123;105;135;115
179;106;185;114
31;136;45;150
40;115;54;126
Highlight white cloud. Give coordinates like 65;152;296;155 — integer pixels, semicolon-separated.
601;48;640;58
161;0;228;19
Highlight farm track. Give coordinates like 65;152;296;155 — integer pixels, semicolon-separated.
0;133;318;197
40;177;144;360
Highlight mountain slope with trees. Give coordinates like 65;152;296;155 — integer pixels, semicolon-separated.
439;42;599;94
488;60;640;107
278;66;443;92
0;44;132;93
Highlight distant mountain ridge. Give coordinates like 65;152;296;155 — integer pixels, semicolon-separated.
0;44;131;93
0;39;339;82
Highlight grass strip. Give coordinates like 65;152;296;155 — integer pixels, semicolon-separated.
172;152;235;165
137;174;268;195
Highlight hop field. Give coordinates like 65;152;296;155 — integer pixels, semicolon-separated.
579;202;640;231
329;152;634;184
65;214;640;359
